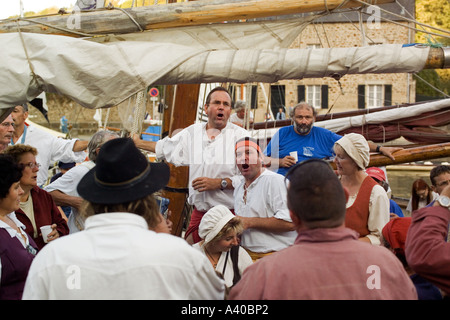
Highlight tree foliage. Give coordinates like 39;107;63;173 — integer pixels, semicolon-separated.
415;0;450;98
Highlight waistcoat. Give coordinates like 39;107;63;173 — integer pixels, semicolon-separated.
345;176;377;237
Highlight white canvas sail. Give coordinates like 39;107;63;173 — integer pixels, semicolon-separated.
0;32;437;111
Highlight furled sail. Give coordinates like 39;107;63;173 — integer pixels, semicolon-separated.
0;32;446;111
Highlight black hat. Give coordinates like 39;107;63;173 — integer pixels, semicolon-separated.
77;138;169;204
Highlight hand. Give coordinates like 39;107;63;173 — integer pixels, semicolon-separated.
236;216;251;230
279;155;297;168
131;133;141;143
47;224;60;242
441;183;450;198
379;146;403;161
192;177;220;192
390;213;400;220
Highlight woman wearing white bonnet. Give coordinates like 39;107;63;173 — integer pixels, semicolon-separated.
193;205;253;289
334;133;390;245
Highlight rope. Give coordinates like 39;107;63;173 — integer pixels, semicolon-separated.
111;7;144;32
15;21;40;90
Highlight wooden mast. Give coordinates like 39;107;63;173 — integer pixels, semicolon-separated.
0;0;396;37
158;0;201;237
160;84;201;237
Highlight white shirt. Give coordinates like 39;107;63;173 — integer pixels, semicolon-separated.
234;169;297;252
229;111;254;126
22;213;225;300
156;122;249;211
12;124;86;186
193;243;253;288
44;161;95;233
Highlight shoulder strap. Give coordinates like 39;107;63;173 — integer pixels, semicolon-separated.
230;245;241;286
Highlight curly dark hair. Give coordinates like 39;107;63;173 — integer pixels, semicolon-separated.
0;155;22;199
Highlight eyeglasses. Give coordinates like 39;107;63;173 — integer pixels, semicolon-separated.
21;162;41;170
1;122;14;128
284;158;334;186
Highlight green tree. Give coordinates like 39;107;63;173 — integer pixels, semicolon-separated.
415;0;450;98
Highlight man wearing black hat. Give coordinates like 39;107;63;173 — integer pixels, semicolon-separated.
23;138;225;299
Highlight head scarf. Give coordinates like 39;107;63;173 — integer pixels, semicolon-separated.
335;133;370;170
198;205;235;244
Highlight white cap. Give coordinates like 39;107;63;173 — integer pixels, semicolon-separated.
198;205;235;244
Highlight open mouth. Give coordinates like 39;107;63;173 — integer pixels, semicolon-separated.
241;163;249;169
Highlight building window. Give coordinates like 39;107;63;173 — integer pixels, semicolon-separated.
298;85;328;109
367;85;383;108
230;84;258;109
358;84;392;109
306;85;322;108
270;85;286;117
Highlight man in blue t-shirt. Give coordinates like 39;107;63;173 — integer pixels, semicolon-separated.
264;102;401;176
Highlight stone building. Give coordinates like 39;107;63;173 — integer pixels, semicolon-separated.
229;0;417;122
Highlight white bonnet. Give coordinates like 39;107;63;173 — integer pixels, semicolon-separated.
198;205;235;244
334;133;370;169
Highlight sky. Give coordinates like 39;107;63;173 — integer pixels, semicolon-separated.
0;0;76;20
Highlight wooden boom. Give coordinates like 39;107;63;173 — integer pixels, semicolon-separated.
329;142;450;169
367;142;450;167
0;0;395;37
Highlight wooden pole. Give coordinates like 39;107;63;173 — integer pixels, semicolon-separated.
367;142;450;167
329;142;450;169
161;84;201;237
0;0;395;37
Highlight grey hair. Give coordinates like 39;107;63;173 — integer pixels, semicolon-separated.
289;101;317;118
87;130;119;163
234;100;247;111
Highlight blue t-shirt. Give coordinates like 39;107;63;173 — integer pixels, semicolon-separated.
389;199;404;217
264;125;341;176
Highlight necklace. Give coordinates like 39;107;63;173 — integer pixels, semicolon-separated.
205;248;220;268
